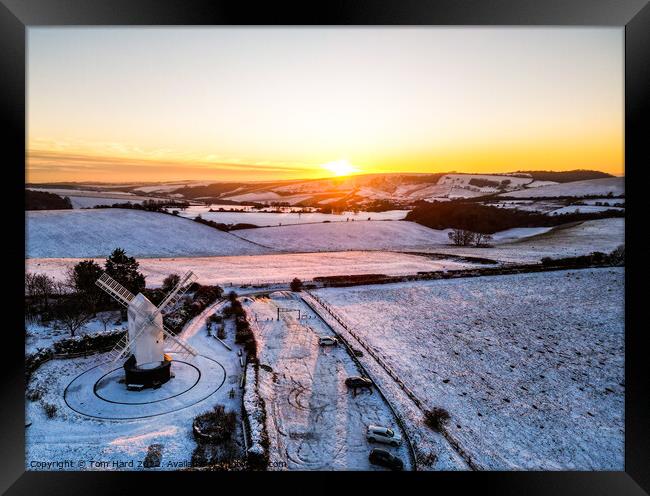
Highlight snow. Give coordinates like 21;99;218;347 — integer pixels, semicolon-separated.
29;188;157;202
439;174;531;191
547;205;624;216
27;251;478;287
223;191;315;205
580;198;625;206
68;196;147;209
26;311;124;354
243;293;412;470
26;299;247;471
312;268;624;469
499;177;624;199
489;227;553;242
236;221;452;252
26;209;270;258
524;180;559;188
407;218;625;264
132;182;212;193
486;200;567;213
173;206;409;227
242;362;266;458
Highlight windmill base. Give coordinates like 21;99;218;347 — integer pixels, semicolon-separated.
123;355;172;389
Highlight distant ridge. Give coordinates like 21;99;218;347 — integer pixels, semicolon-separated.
512;170;614;183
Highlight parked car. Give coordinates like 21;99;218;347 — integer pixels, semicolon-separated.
345;376;373;389
367;425;403;447
318;336;339;346
368;448;404;471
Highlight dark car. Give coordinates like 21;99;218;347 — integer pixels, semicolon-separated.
369;448;404;471
345;376;373;389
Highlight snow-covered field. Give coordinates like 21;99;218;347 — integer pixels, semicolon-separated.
173;206;408;227
439;173;532;192
499;177;624;199
67;196;147;209
547;205;624;216
27;251;477;287
243;293;412;470
486;200;568;213
28;188;160;206
236;221;451;252
312;268;624;469
410;218;624;264
223;191;315;205
26;209;270;258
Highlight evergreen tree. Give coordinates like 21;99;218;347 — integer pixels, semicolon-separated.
104;248;146;294
68;260;104;313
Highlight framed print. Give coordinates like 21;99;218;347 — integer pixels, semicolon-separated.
1;0;648;493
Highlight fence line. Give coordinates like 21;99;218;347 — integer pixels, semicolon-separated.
300;293;418;472
305;291;423;409
304;290;482;471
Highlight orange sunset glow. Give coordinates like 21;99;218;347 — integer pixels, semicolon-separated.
27;27;624;183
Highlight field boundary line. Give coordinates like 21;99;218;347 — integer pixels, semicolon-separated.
304;290;482;471
301;293;418;471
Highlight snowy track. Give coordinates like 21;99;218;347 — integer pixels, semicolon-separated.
244;293;413;470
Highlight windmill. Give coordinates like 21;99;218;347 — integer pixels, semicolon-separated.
95;270;199;389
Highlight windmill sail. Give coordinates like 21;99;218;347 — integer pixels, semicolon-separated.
96;272;135;307
157;271;198;315
95;271;199;370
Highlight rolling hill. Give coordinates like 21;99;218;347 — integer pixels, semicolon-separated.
26;209;272;258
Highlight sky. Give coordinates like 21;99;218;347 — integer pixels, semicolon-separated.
27;27;624;183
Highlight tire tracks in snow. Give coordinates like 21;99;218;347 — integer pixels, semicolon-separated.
301;292;420;471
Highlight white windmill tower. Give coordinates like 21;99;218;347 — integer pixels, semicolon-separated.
95;270;199;389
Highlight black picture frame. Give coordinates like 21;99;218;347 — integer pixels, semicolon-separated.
2;0;648;493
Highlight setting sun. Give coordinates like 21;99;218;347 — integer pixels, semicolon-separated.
322;159;359;177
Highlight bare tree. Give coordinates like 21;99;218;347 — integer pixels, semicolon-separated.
54;298;92;337
97;311;117;333
31;273;55;310
25;273;36;298
447;229;475;246
473;233;493;247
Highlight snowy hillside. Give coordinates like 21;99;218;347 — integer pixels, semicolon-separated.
313;268;624;469
499;177;624;199
26;209;271;258
235;220;451;252
416;218;625;264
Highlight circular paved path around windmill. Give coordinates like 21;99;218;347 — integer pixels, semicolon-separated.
64;354;226;420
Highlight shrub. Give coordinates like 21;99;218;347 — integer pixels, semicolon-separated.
217;326;226;340
424;407;451;432
448;229;475;246
209;314;223;324
25;348;54;381
610;244;625;265
52;329;126;355
290;278;303;292
26;386;44;402
143;444;163;468
193;405;237;443
468;178;500;188
43;403;57;418
246;445;269;471
162;273;181;293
